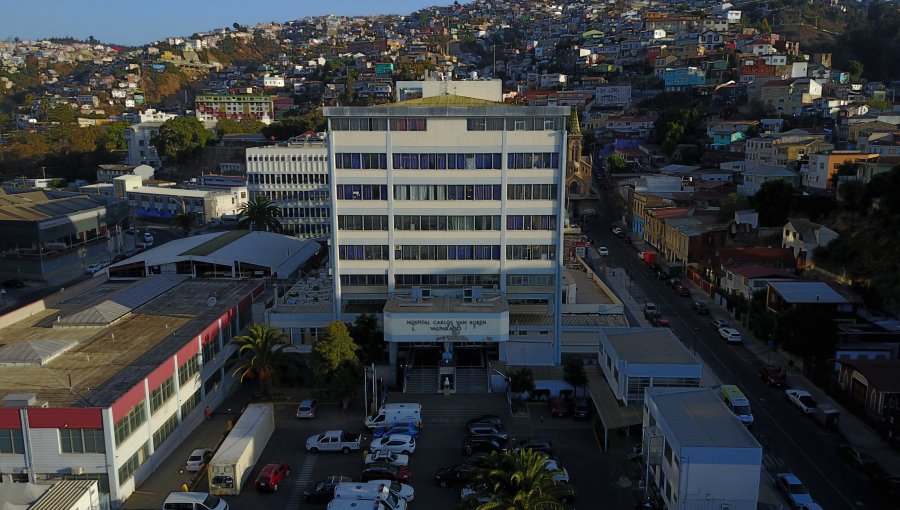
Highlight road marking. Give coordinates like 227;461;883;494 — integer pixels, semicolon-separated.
285;455;317;510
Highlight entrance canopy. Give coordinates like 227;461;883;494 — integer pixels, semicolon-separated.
587;369;642;451
384;295;509;343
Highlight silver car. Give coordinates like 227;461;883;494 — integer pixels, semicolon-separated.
296;398;318;419
185;448;213;472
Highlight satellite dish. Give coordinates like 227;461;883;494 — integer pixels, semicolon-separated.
207;296;217;307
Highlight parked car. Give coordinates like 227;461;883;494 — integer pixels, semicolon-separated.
655;269;669;280
759;363;787;388
548;397;570;417
306;430;362;454
674;285;690;297
85;262;103;274
573;398;591;419
709;319;729;330
785;389;818;414
516;438;554;455
368;480;415;502
370;434;416;454
776;473;815;509
463;435;507;455
665;278;681;289
144;231;154;244
434;464;476;487
611;227;622;235
718;327;743;343
373;423;421;439
647;263;661;272
304;475;354;503
543;458;570;483
185;448;213;472
466;423;508;439
466;415;505;430
361;463;411;483
254;462;290;492
598;246;609;256
296;398;318;419
365;450;409;467
1;279;25;289
642;302;658;320
651;314;670;328
692;302;709;315
837;444;878;471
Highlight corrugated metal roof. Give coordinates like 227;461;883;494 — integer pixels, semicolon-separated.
57;274;189;327
768;281;848;304
30;480;97;510
0;339;77;366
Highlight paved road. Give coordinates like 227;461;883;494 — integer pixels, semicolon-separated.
583;191;885;509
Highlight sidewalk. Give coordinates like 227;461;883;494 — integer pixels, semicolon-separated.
687;279;900;475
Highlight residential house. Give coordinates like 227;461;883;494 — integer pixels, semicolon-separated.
632;187;678;237
837;360;900;423
859;131;900;156
699;29;725;52
605;115;655;138
803;150;878;191
707;120;758;150
720;263;796;300
97;164;155;184
737;164;800;196
782;218;839;269
759;79;822;115
744;131;832;167
595;85;632;107
642;387;762;510
663;67;705;92
598;328;703;405
765;281;855;319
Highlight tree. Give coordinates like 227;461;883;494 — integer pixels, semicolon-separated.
308;321;362;406
751;179;795;227
463;449;574;510
261;109;325;140
151;116;214;162
717;192;751;222
562;357;587;397
509;367;535;399
607;154;628;173
230;323;291;396
830;160;860;190
237;196;282;232
172;212;197;236
347;314;384;364
775;306;837;368
98;122;128;152
848;60;865;82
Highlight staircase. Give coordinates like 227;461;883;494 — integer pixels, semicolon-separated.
404;367;438;393
455;367;488;394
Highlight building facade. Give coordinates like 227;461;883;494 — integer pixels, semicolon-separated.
323;97;569;382
246;137;331;239
194;94;275;123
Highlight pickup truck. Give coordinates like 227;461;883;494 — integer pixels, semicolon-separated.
305;430;362;454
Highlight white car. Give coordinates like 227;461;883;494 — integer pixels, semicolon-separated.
598;247;609;256
785;389;818;414
718;327;743;343
368;479;415;501
776;472;815;509
369;434;416;454
85;263;103;275
185;448;213;472
612;227;622;235
365;450;409;467
144;232;155;244
544;458;569;483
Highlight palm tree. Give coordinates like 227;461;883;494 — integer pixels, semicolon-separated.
230;323;291;395
462;449;574;510
172;212;197;236
237;196;282;232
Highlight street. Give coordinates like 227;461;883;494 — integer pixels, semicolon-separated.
582;188;886;510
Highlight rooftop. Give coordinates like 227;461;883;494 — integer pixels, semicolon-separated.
383;294;509;315
768;281;849;304
385;94;504;107
648;387;761;448
0;188;107;222
0;277;261;407
604;327;700;365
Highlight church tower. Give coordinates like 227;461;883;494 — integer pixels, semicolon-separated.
565;109;590;204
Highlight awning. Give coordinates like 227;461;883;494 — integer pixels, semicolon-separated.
587;368;642;450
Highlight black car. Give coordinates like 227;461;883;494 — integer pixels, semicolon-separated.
837;444;878;471
647;263;661;272
655;269;669;280
303;475;354;503
573;398;591;419
361;463;411;483
666;278;682;289
692;302;709;315
466;414;505;430
463;435;507;455
466;423;509;439
516;438;554;455
434;463;476;487
1;279;25;289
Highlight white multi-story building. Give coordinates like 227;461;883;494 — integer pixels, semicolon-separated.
123;109;179;168
642;387;762;510
321;97;570;388
246;136;331;239
116;175;247;224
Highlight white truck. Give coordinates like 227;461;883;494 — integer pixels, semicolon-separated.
306;430;362;454
364;403;422;430
208;404;275;495
334;482;408;510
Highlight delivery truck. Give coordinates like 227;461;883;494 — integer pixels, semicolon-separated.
208;404;275;496
364;403;422;430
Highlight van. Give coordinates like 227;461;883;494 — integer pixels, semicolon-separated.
326;500;387;510
720;385;754;427
334;482;407;510
364;403;422;430
162;492;229;510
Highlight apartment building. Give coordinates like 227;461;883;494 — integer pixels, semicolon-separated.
194;94;274;123
319;96;570;387
246;136;331;239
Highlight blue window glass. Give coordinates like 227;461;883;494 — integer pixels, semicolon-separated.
380;185;388;199
493;153;502;169
393;154;400;169
457;154;465;169
336;186;344;199
475;154;485;169
492;246;501;260
351;154;361;169
379;154;387;169
408;154;419;169
551;153;560;168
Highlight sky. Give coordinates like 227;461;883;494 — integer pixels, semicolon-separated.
1;0;445;47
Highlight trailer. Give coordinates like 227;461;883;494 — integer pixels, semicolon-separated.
208;404;275;495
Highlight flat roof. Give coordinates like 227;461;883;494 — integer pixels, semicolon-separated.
648;387;761;448
0;278;261;407
604;327;700;365
768;281;848;304
563;266;616;305
0;189;106;222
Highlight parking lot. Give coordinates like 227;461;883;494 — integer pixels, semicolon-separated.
203;393;640;510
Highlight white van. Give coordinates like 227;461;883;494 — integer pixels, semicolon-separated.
162;492;229;510
326;500;387;510
334;482;407;510
364;403;422;430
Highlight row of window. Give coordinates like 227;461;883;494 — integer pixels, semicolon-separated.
248;173;328;185
337;215;389;231
507;153;560;170
0;428;24;454
330;117;562;132
336;184;389;200
259;190;328;203
393;153;503;170
330;117;389;131
152;413;179;450
338;274;556;287
507;215;558;230
247;154;327;162
178;355;200;384
336;214;558;231
114;404;148;447
339;245;390;261
335;153;388;170
395;274;501;287
394;215;501;231
118;442;150;483
281;206;330;219
467;117;563;131
395;245;502;261
507;245;557;260
59;428;106;454
149;377;176;413
507;184;557;200
393;184;502;201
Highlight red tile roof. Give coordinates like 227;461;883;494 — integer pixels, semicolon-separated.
724;263;796;279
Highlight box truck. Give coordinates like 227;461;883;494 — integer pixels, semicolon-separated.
208;404;275;495
364;403;422;430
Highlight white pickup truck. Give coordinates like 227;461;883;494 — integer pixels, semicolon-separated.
306;430;362;454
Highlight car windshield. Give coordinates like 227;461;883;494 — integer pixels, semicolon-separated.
202;495;221;508
189;454;201;461
386;494;400;507
799;396;817;407
734;405;751;415
789;482;808;494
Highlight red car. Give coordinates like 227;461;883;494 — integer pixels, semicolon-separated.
674;285;690;297
255;462;290;492
549;397;571;417
361;462;412;483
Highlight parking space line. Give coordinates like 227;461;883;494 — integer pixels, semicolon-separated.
285;455;316;510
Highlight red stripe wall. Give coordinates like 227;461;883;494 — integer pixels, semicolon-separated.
111;384;146;422
0;408;21;428
28;408;102;429
147;359;176;392
176;337;200;366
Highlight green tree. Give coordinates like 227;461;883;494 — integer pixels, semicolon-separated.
848;60;865;82
562;357;587;398
215;118;266;137
607;154;628;173
230;323;292;396
172;212;197;236
151;116;214;162
463;449;574;509
775;306;838;366
237;196;282;232
308;321;362;406
837;180;870;213
261;109;325;140
717;192;752;222
47;103;77;144
751;179;795;227
509;367;535;399
98;122;128;152
347;314;384;364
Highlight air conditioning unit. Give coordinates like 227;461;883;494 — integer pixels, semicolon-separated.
471;286;484;300
71;466;85;475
